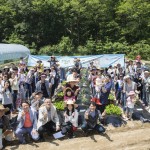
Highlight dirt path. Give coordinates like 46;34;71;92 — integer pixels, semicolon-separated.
4;122;150;150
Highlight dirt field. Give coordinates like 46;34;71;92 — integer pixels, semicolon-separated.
4;121;150;150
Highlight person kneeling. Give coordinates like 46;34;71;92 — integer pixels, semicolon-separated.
15;102;39;144
61;100;78;139
37;99;60;141
81;102;105;136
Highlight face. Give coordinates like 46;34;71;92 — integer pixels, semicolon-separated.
144;73;149;78
130;95;135;99
45;99;51;109
11;73;15;78
41;76;46;81
4;81;9;87
35;95;40;100
22;103;29;112
0;110;5;118
89;104;96;111
3;75;8;80
67;91;71;96
68;104;73;111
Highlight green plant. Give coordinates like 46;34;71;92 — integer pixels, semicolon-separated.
105;104;122;116
61;81;67;86
57;92;64;97
108;93;115;101
53;101;64;111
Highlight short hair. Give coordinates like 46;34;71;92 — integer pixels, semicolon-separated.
21;101;30;106
90;101;96;107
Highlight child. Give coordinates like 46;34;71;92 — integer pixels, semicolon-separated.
64;87;75;102
126;91;136;120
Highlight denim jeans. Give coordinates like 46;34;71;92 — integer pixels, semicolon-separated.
25;83;32;99
12;90;18;110
81;122;105;134
15;127;33;143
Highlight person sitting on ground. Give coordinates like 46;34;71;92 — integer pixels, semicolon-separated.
0;105;13;149
81;102;105;136
37;99;60;141
15;102;39;144
61;100;78;139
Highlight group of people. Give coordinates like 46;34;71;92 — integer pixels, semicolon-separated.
0;55;149;149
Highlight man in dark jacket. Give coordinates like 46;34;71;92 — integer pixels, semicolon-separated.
81;102;105;135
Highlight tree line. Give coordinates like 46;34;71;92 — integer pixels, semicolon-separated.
0;0;150;60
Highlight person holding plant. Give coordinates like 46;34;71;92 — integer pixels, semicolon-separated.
61;100;78;139
126;91;136;120
81;102;105;135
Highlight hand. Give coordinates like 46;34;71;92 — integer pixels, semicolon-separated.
32;92;36;97
43;112;48;119
56;126;60;131
31;129;37;135
85;112;89;119
64;112;68;117
21;111;25;117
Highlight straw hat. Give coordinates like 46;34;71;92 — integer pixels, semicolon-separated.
66;99;75;105
128;91;135;96
0;105;9;112
37;60;42;63
66;76;79;83
4;66;9;69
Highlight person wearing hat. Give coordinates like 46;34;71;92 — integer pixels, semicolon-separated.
65;76;80;100
0;105;12;149
37;99;60;141
142;71;150;111
35;73;50;98
122;75;137;111
67;68;80;82
47;56;58;68
61;99;78;139
126;91;136;120
81;102;105;136
36;60;44;73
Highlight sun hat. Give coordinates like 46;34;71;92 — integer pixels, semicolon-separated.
128;91;135;96
4;130;14;141
0;105;9;112
37;60;42;63
95;78;102;86
66;99;75;105
66;76;79;83
4;66;9;69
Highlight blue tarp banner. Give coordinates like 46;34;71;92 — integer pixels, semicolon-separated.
27;54;125;68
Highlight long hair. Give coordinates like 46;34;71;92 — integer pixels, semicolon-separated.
4;80;12;93
66;104;75;116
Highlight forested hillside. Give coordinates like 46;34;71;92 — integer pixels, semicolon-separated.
0;0;150;59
